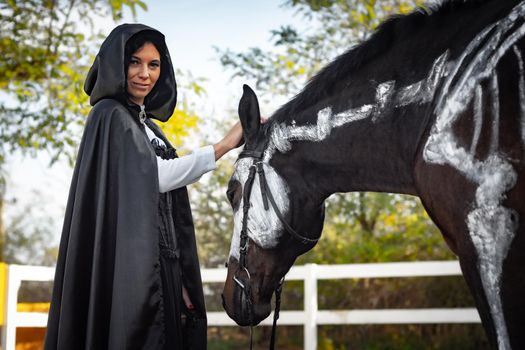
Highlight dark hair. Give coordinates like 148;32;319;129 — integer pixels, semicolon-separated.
124;30;169;102
124;30;167;73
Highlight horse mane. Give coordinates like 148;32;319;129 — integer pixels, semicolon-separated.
271;0;499;121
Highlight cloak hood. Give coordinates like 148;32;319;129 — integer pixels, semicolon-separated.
84;23;177;122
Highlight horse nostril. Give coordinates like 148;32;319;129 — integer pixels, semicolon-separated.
221;293;226;308
224;261;229;268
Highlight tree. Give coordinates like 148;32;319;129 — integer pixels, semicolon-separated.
154;69;205;146
0;0;148;164
217;0;426;99
192;159;236;267
3;190;57;266
0;0;150;261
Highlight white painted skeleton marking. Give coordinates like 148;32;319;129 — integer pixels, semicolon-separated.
471;84;483;155
397;51;450;107
423;3;525;349
513;45;525;144
372;81;396;122
229;158;290;260
263;51;450;162
490;73;501;153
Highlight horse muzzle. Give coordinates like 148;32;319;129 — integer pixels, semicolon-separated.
222;266;272;326
221;290;271;326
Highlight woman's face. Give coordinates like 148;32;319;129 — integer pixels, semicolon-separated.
127;42;161;106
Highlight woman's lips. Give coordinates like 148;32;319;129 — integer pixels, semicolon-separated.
132;82;150;90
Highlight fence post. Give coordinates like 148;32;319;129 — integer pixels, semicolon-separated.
304;263;318;350
0;263;7;350
2;265;20;350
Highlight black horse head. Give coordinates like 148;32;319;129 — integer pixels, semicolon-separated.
222;85;325;325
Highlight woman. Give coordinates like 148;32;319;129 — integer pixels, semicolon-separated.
45;24;242;349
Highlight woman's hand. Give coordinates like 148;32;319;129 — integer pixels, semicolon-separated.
182;285;194;310
213;121;243;160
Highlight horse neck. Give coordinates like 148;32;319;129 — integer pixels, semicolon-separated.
266;100;428;198
264;47;453;198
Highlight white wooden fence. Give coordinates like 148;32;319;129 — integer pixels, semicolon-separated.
1;261;480;350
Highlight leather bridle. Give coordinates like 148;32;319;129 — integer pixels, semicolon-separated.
232;149;320;349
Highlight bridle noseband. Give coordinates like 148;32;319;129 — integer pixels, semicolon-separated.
232;149;320;349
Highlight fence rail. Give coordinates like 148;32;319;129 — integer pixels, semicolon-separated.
1;261;480;350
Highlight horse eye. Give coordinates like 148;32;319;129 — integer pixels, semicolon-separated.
226;188;235;204
226;180;241;210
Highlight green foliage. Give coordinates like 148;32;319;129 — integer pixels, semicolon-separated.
193;155;236;268
0;0;146;264
154;69;204;146
3;191;57;266
297;193;455;265
0;0;147;165
317;324;489;350
217;0;425;99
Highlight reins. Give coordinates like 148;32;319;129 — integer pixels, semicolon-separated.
233;149;320;349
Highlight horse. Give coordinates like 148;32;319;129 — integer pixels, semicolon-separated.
221;0;525;349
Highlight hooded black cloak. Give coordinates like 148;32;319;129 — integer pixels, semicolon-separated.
45;24;207;350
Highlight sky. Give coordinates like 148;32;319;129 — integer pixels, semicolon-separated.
132;0;307;111
4;0;310;246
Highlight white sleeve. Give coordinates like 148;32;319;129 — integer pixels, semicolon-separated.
157;145;216;193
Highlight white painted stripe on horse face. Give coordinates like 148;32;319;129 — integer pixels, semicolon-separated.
513;45;525;144
228;158;290;261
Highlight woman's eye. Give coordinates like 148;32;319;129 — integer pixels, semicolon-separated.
130;59;140;65
149;62;160;68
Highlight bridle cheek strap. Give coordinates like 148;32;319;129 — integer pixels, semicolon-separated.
234;160;257;349
255;161;319;244
234;154;320;349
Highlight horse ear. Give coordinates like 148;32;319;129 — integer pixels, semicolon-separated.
238;84;261;146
